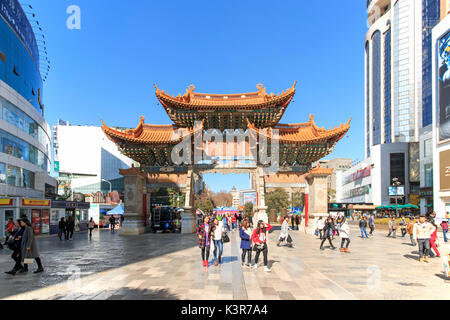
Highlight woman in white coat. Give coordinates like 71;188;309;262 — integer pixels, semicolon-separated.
339;218;351;253
277;216;292;247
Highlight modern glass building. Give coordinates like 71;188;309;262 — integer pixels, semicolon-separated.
0;0;56;237
362;0;447;208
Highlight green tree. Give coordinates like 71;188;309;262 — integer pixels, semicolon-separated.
167;188;185;208
265;189;290;213
244;202;253;219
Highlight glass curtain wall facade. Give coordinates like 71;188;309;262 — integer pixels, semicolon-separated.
394;0;413;142
366;41;371;157
422;0;440;127
384;26;392;143
372;31;382;146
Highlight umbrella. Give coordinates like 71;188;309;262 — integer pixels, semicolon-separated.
397;204;419;209
106;204;124;215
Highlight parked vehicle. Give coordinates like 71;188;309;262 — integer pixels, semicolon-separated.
150;206;181;233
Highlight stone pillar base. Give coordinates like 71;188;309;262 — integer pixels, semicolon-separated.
181;207;196;234
253;207;268;225
119;212;146;235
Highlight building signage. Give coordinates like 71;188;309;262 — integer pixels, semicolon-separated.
0;198;13;206
344;166;371;184
22;199;50;207
438;30;450;141
0;0;39;65
440;149;450;190
388;186;405;196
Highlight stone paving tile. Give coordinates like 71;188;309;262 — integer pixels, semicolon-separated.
1;224;449;300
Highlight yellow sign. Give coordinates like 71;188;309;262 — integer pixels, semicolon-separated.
22;199;50;207
0;198;13;206
409;194;420;206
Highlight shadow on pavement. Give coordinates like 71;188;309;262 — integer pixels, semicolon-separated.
52;287;180;300
0;229;197;299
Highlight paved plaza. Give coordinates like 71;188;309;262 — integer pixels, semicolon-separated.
0;224;449;300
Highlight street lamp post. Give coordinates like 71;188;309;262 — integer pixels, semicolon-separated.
392;177;401;217
101;179;112;194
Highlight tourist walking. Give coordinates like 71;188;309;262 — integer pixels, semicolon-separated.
4;220;24;275
413;214;434;263
19;218;44;274
407;217;416;246
277;216;292;247
109;216;116;233
339;218;351;253
251;220;273;271
317;217;325;240
212;218;224;266
291;214;295;230
368;214;375;235
440;219;449;243
295;214;301;230
66;216;75;240
231;213;237;231
359;216;369;238
88;218;95;238
320;216;336;250
429;221;440;258
399;217;407;238
197;215;213;268
239;220;252;268
387;217;397;238
58;217;66;241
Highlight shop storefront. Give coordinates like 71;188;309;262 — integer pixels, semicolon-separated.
50;201;90;234
1;198;54;236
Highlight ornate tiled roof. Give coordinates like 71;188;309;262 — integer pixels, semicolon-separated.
247;114;351;144
154;83;296;110
101;116;196;145
306;164;334;178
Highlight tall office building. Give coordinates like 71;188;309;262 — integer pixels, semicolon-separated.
0;1;56;236
363;0;446;207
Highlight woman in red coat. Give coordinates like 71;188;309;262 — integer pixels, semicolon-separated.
430;221;441;258
251;220;273;272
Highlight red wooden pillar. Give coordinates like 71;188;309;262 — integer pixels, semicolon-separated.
304;193;309;227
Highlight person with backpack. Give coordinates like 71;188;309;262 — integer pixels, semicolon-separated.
109;216;116;233
339;218;351;253
251;220;273;272
239;220;252;268
320;216;337;250
359;216;368;238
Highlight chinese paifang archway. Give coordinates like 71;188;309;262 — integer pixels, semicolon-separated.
101;83;350;234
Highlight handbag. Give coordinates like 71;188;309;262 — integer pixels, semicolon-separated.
23;250;34;265
222;233;230;243
314;229;319;236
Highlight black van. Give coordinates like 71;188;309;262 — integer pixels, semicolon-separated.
150;206;181;233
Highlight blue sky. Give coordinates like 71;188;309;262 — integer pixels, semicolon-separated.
30;0;368;192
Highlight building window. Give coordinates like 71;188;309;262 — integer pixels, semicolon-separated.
424;163;433;187
372;31;382;146
390;153;405;185
424;138;432;157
